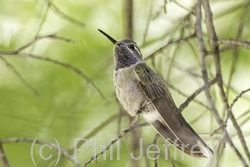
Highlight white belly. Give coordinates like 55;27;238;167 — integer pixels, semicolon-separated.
114;65;146;117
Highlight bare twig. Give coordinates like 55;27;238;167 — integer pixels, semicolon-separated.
83;122;149;167
128;114;140;167
215;139;226;167
178;77;218;112
168;83;211;112
152;134;160;167
217;39;250;50
201;0;250;165
224;88;250;129
207;45;239;55
197;0;222;137
14;34;75;53
70;113;120;153
0;138;80;167
237;109;250;120
43;113;122;167
0;144;10;167
168;148;176;167
0;56;40;97
142;1;153;44
163;0;167;13
173;0;192;12
28;5;49;55
117;107;124;135
210;124;225;137
143;143;151;167
166;28;185;82
145;33;195;60
225;1;250;99
1;53;105;99
44;0;85;27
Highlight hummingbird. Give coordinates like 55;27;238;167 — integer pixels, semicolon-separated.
98;29;214;158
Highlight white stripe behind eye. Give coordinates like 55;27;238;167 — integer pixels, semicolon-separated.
126;44;142;58
134;46;142;57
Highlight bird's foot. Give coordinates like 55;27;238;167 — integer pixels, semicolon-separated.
139;100;151;113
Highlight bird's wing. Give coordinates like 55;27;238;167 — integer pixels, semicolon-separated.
134;63;213;158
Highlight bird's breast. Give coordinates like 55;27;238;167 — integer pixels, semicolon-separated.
114;65;147;117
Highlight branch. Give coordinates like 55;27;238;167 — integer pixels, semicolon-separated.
224;88;250;130
83;122;149;167
152;134;160;167
178;77;218;112
0;138;80;167
168;83;211;112
217;39;250;50
42;113;122;167
145;33;196;60
44;0;85;27
0;144;10;167
224;1;250;99
14;34;75;53
71;113;121;153
0;56;40;97
207;45;239;55
1;53;105;99
201;0;249;165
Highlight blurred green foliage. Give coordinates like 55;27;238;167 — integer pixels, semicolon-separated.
0;0;250;167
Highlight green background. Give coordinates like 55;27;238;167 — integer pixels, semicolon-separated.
0;0;250;167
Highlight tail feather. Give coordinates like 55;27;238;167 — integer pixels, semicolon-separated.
151;120;213;158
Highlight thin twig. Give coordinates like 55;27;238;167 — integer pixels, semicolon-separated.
83;122;149;167
28;5;49;55
117;107;124;135
237;109;250;120
225;1;250;100
168;148;176;167
207;45;239;55
44;0;85;27
217;39;250;50
0;144;10;167
202;0;249;165
210;124;225;137
224;88;250;128
69;113;121;153
198;1;232;161
163;0;167;13
143;143;151;167
166;28;185;82
142;1;153;44
128;114;141;167
44;113;121;167
178;77;218;112
215;139;226;167
152;134;160;167
168;83;211;112
14;34;75;53
0;56;40;97
145;33;195;60
1;53;105;99
0;138;80;167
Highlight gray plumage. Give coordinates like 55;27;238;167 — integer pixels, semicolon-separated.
99;29;214;159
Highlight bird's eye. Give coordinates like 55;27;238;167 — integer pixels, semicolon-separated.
129;45;135;49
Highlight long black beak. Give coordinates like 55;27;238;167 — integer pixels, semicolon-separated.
98;29;117;44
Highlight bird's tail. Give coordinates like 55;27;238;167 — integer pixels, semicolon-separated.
151;120;214;159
